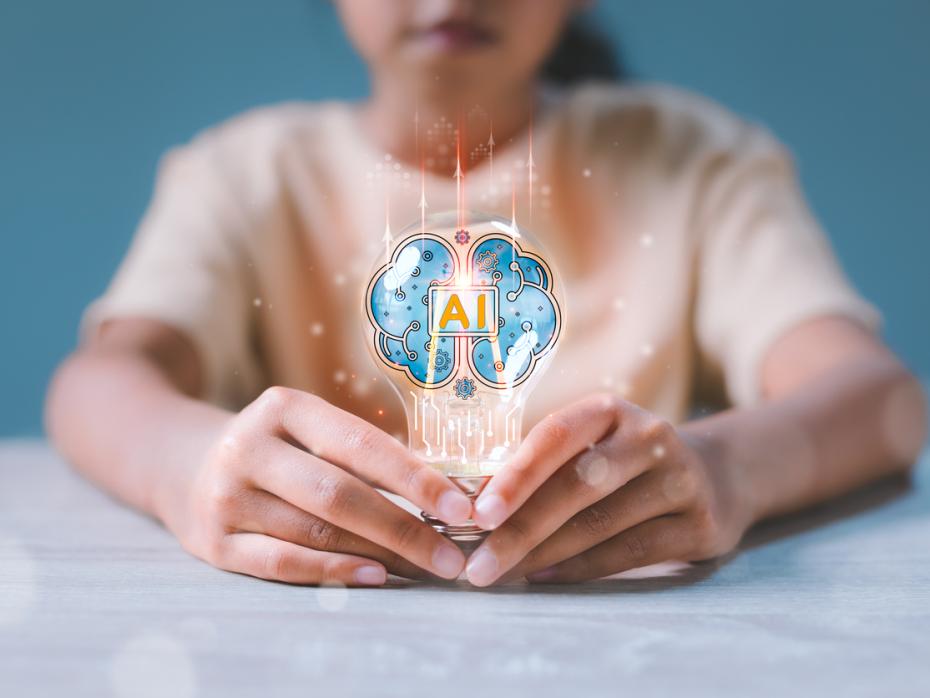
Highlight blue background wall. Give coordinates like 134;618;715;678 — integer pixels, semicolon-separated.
1;0;927;435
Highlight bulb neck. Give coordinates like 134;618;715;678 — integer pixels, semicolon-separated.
404;390;525;478
421;475;492;554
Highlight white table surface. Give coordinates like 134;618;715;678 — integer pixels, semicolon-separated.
1;438;928;697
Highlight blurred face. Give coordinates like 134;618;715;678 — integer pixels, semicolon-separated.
335;0;580;98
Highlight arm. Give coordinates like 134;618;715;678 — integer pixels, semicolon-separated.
46;318;472;585
462;317;926;586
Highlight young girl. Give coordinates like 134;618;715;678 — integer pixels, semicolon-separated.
46;0;925;588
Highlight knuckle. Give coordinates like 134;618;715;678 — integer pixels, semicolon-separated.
401;463;430;498
501;514;533;548
204;476;245;520
576;503;615;539
692;504;721;545
392;517;423;551
305;517;344;552
250;386;294;423
622;532;649;563
262;545;290;579
663;466;699;506
594;392;624;416
641;418;674;445
314;474;353;518
538;413;574;445
342;422;382;456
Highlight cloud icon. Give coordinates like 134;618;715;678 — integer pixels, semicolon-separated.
366;230;561;390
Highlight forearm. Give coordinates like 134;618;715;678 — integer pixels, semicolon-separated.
682;355;927;525
45;348;231;521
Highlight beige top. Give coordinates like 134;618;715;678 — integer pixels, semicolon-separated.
82;83;878;436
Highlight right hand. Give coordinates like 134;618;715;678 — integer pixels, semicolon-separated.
157;386;473;586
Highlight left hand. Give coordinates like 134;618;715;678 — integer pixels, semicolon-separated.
465;394;754;586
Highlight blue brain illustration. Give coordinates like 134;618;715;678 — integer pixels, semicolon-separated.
366;232;561;389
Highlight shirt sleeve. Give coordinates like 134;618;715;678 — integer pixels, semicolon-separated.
693;124;881;407
80;132;263;408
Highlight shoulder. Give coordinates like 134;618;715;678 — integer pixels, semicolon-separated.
547;81;784;170
170;100;350;171
153;101;353;214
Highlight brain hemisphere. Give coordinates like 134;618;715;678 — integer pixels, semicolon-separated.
469;236;560;387
368;235;457;386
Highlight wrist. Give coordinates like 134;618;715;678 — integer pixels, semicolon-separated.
149;398;232;529
680;419;765;531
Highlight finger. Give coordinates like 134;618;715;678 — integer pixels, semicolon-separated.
525;515;692;584
253;441;466;579
504;467;690;582
472;394;625;530
221;532;389;586
466;435;659;587
253;387;472;525
235;490;432;580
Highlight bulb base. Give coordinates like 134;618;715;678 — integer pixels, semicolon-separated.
421;475;492;555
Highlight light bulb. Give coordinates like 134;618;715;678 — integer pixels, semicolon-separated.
363;210;564;547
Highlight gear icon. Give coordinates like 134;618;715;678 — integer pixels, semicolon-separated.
432;348;451;371
476;250;499;273
454;377;477;399
454;229;470;245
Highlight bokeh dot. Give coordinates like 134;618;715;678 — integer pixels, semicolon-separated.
109;632;196;698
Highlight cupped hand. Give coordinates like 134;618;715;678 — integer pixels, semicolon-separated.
158;387;473;586
465;394;753;586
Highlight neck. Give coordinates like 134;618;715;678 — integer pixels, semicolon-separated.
359;74;539;175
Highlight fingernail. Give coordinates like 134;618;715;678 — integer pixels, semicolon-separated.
526;566;558;583
432;543;465;579
474;493;507;529
354;565;387;586
466;547;499;587
437;489;472;525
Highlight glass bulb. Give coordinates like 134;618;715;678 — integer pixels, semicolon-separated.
363;211;564;547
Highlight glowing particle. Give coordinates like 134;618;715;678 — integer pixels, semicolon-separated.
309;322;324;336
640;234;654;247
641;343;654;357
333;370;347;384
613;297;626;311
652;444;666;459
582;168;592;178
252;297;262;307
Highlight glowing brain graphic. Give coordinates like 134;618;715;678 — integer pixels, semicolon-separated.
365;216;562;390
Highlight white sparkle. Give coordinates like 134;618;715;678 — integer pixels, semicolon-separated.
576;453;610;488
309;322;324;336
641;343;654;357
652;444;666;459
252;297;262;307
333;370;347;384
333;273;347;286
582;168;592;178
640;234;654;247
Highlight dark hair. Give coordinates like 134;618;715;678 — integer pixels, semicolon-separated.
542;16;625;84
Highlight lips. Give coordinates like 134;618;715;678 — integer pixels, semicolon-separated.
416;19;496;52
